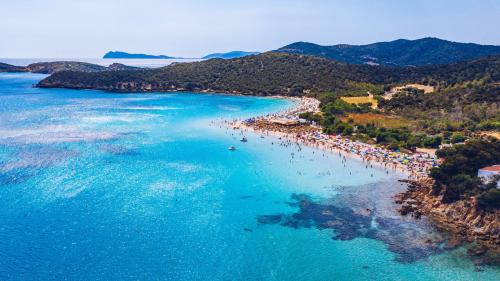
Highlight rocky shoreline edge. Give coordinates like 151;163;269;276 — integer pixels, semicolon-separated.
395;179;500;266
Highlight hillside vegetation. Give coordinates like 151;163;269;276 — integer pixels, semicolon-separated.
0;61;140;74
0;62;27;72
37;52;500;94
430;139;500;210
275;38;500;66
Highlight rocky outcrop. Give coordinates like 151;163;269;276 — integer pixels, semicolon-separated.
396;179;500;264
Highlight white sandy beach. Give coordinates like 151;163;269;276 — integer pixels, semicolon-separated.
221;97;438;179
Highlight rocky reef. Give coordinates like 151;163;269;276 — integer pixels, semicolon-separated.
257;179;500;267
395;179;500;265
258;193;450;263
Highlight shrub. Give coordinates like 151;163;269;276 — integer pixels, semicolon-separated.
431;138;500;206
450;132;467;144
477;189;500;211
299;112;322;124
441;174;481;203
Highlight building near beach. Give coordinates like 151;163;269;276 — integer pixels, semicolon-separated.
269;118;300;126
478;165;500;188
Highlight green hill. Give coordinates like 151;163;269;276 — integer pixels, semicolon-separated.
275;38;500;66
37;52;500;94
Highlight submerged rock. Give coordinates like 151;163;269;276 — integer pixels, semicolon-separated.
257;193;446;263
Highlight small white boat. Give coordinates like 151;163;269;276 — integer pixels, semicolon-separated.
228;146;237;151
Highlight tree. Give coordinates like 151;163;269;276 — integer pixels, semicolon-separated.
431;138;500;207
477;188;500;211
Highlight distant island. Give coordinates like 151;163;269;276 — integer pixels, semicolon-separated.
103;38;500;64
274;37;500;66
0;61;141;74
103;51;176;59
202;51;260;59
103;50;259;60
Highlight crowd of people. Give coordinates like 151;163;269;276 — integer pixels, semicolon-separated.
223;97;439;180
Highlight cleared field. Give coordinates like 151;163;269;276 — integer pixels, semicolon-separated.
342;113;411;129
340;96;378;108
482;131;500;139
384;84;435;100
393;84;435;94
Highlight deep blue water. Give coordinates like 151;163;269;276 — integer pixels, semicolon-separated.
0;72;498;281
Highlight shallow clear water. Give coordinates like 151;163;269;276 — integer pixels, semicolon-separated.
0;72;498;281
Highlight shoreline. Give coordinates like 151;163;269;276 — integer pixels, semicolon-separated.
395;179;500;265
238;121;411;176
223;96;437;180
32;80;440;178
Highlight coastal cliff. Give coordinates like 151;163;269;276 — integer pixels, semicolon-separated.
396;180;500;263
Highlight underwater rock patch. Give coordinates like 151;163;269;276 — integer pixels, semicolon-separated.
257;193;447;263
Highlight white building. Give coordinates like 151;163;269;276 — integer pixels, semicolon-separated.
478;165;500;188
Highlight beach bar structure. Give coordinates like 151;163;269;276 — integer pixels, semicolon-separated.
269;118;300;126
478;165;500;188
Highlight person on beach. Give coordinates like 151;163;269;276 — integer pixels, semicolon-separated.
222;97;436;178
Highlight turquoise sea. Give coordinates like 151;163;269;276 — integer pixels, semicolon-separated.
0;72;498;281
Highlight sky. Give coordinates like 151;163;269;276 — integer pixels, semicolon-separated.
1;0;500;58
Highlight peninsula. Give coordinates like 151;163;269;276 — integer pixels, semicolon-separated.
0;61;141;74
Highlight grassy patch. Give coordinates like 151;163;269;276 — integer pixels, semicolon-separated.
482;131;500;140
340;96;378;108
342;113;411;129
